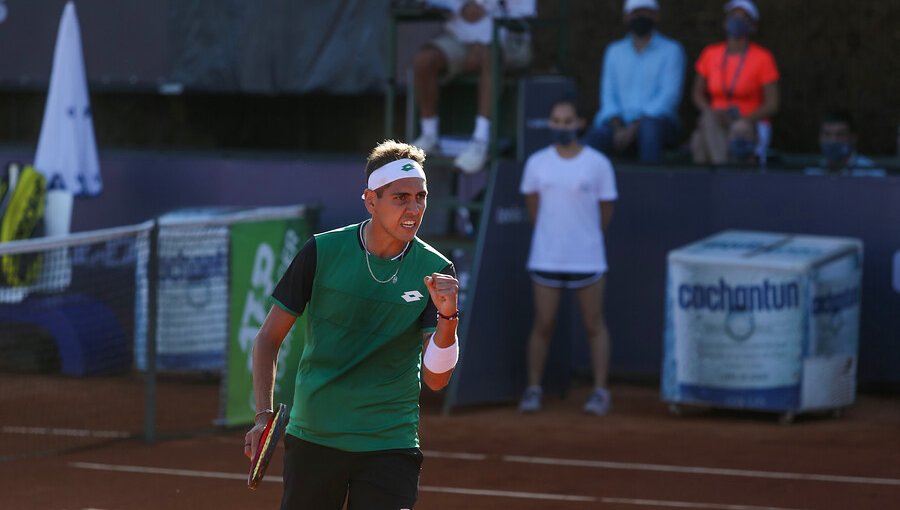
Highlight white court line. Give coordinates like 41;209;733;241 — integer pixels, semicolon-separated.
421;449;488;460
69;462;592;503
69;461;816;508
420;485;594;502
2;426;131;439
600;497;805;510
71;462;278;482
501;455;900;488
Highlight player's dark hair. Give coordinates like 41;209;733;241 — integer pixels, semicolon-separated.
365;140;426;197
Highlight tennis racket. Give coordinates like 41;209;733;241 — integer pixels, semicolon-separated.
247;402;288;490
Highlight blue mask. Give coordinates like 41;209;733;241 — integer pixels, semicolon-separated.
726;17;752;38
821;142;852;162
551;128;578;146
729;138;756;160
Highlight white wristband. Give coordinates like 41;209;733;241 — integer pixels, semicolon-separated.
423;333;459;374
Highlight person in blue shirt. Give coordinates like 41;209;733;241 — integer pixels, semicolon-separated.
583;0;686;164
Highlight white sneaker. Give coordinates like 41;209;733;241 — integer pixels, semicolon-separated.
454;139;489;174
412;133;438;154
582;388;611;416
518;386;543;414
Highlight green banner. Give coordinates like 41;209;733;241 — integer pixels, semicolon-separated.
225;217;309;426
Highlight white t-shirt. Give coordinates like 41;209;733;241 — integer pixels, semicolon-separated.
438;0;536;44
520;145;618;273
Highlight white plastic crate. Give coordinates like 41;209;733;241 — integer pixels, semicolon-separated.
661;230;862;420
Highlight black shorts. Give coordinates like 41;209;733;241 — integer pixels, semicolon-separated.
281;434;424;510
530;270;605;289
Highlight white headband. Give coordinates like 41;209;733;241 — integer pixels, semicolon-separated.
365;158;426;192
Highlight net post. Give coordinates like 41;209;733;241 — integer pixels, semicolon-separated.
144;220;160;444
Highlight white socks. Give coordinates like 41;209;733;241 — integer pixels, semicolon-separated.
420;117;439;139
422;115;490;142
473;116;491;143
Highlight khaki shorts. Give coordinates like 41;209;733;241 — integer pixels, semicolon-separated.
428;31;532;82
428;33;476;82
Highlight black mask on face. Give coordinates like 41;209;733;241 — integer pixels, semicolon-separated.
628;16;655;37
550;127;578;146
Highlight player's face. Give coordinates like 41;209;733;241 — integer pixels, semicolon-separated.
369;177;428;243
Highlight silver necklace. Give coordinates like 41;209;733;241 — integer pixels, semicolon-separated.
362;220;407;284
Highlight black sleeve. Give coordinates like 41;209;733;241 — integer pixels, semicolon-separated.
420;262;456;331
271;236;317;316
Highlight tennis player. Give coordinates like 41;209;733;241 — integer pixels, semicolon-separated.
244;140;460;509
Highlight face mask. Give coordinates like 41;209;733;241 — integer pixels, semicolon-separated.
551;128;578;146
628;16;655;37
821;142;852;162
726;17;752;38
729;138;756;160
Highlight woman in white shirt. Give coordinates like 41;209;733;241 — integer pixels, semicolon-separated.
518;98;618;416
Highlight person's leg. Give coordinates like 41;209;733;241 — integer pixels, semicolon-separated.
575;275;612;415
468;43;492;122
526;282;563;388
347;449;423;510
637;117;677;163
518;279;562;412
280;435;350;510
412;46;447;120
454;43;492;174
690;128;708;164
413;35;467;152
582;121;615;156
575;276;610;391
698;109;729;165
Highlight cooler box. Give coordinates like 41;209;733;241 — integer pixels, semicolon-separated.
661;230;862;419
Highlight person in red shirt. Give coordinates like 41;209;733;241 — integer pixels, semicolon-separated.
690;0;779;165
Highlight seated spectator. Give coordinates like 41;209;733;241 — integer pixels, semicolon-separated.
804;111;886;177
583;0;685;164
728;114;758;165
411;0;533;174
690;0;779;166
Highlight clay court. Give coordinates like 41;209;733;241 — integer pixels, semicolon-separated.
2;379;898;510
1;2;900;509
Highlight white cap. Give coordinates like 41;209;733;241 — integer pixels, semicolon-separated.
724;0;759;20
624;0;659;14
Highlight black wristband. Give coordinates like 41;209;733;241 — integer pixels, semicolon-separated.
437;310;460;321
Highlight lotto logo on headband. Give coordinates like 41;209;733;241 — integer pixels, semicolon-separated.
401;163;415;172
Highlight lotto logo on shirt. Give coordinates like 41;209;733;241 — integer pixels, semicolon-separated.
401;290;424;302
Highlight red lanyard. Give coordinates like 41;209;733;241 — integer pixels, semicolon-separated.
720;48;748;103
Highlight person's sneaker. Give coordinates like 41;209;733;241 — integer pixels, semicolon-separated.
582;388;611;416
518;386;543;414
412;133;439;154
453;139;489;174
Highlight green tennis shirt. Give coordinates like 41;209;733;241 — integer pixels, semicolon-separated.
271;222;453;452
